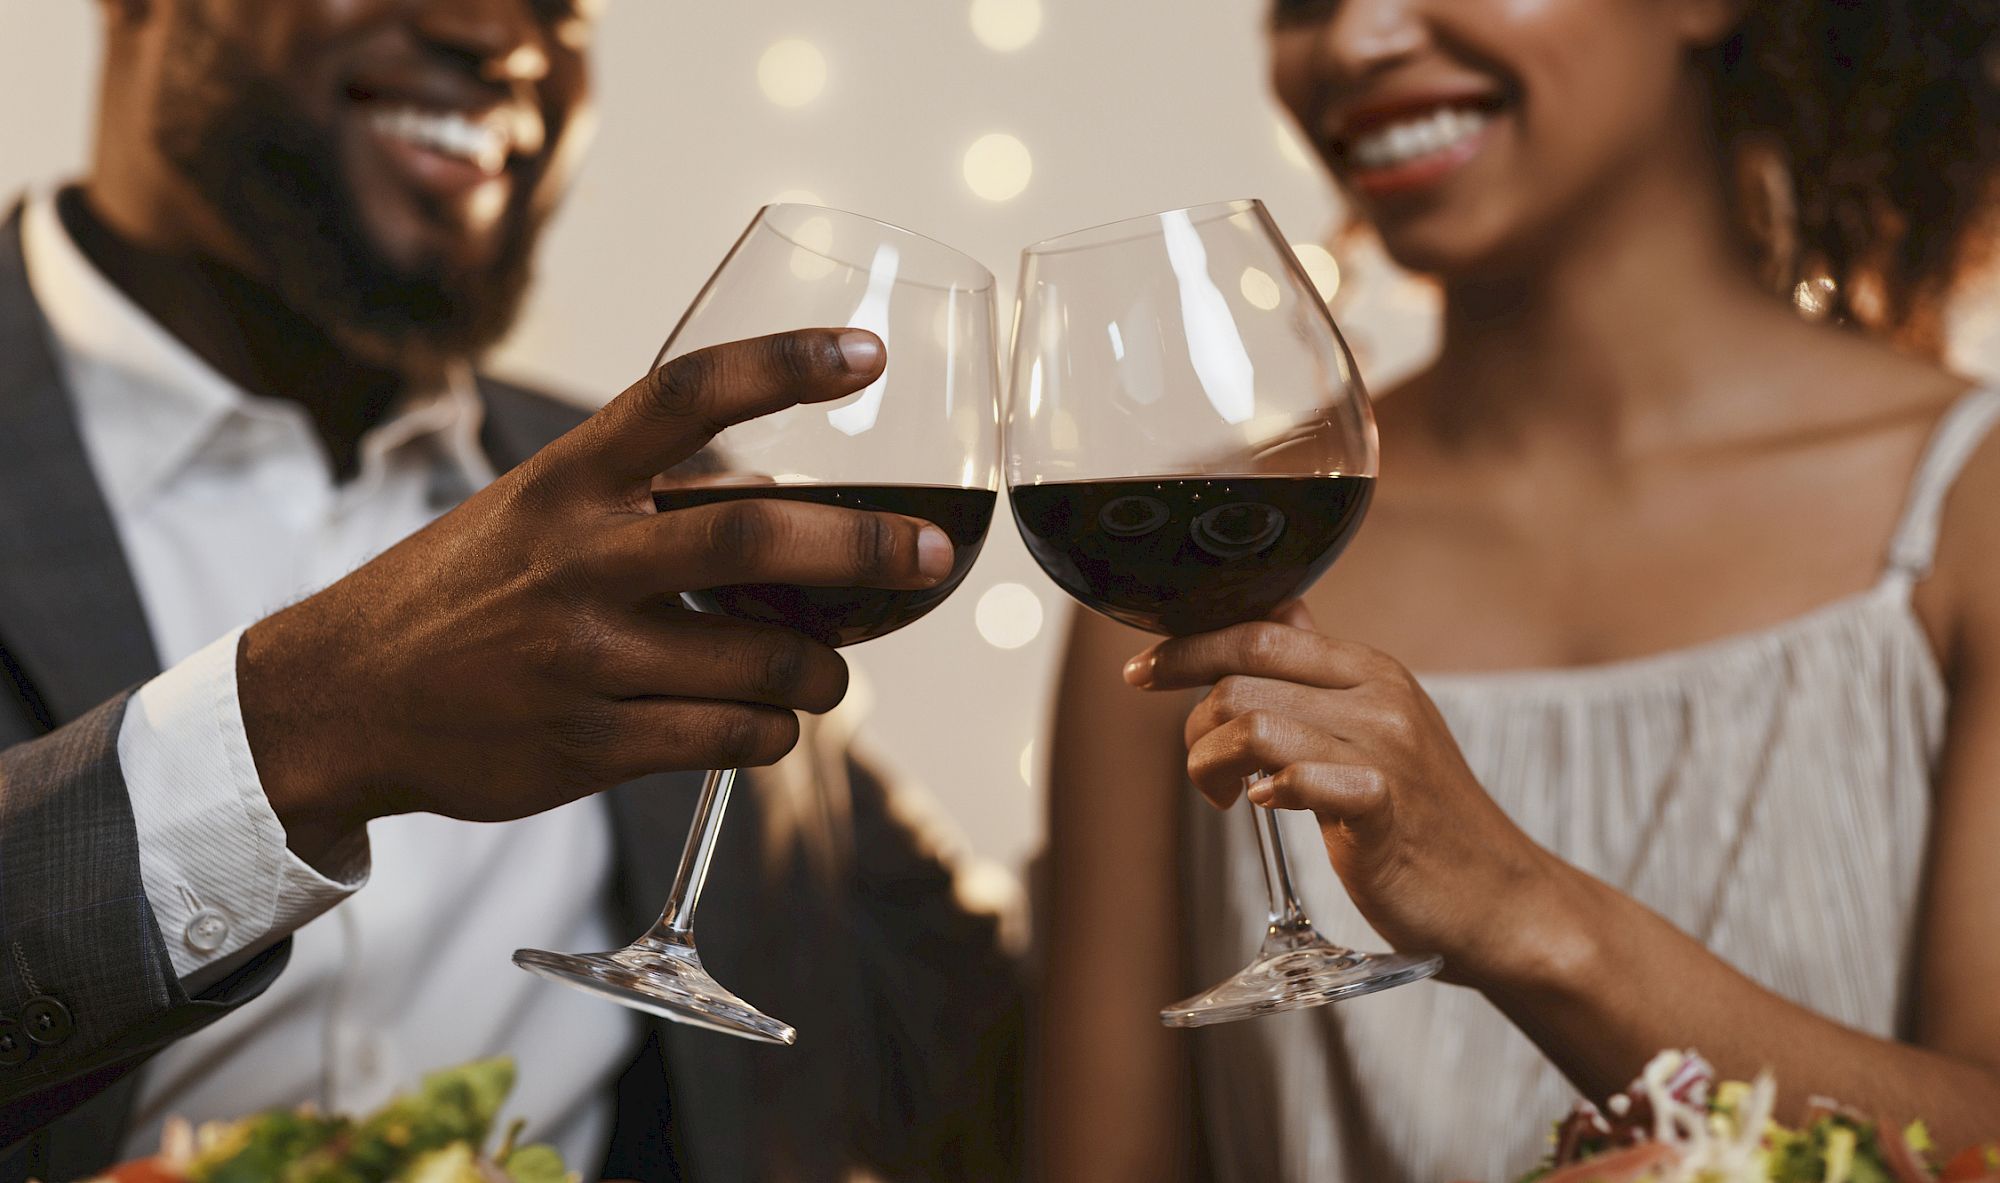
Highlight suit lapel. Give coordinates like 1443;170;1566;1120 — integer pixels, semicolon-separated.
0;202;159;1180
0;203;160;727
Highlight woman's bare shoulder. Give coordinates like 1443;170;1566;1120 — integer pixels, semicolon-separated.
1911;377;2000;660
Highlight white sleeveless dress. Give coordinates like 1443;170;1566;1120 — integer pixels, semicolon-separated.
1181;388;2000;1183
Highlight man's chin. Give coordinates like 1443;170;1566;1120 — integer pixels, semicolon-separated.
323;319;462;383
352;185;516;285
318;267;534;380
325;209;538;376
282;185;544;378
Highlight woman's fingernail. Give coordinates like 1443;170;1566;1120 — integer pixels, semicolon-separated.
917;526;952;581
838;330;884;373
1247;782;1275;806
1123;653;1155;687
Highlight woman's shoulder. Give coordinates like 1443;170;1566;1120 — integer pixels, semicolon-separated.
1908;375;2000;660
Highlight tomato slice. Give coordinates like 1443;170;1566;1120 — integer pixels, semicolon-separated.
1941;1144;2000;1183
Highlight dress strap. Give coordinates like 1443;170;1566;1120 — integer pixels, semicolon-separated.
1882;387;2000;588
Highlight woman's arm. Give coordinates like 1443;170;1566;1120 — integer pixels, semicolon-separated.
1037;609;1204;1182
1131;585;2000;1145
1907;436;2000;1118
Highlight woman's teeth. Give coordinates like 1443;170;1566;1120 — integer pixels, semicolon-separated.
1347;107;1489;171
370;107;510;175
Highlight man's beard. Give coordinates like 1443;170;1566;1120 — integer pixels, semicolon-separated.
152;10;545;375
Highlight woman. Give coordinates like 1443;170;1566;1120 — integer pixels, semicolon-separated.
1036;1;2000;1180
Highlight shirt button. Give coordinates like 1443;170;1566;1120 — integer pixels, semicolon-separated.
22;997;73;1046
0;1020;31;1068
185;909;231;953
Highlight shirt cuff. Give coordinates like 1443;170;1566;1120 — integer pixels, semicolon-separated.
121;627;370;986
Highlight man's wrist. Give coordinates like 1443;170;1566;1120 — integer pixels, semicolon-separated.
126;628;370;979
237;612;373;872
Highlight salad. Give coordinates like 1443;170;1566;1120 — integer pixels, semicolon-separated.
1514;1051;2000;1183
82;1059;574;1183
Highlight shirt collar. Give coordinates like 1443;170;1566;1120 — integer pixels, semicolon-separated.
21;189;497;513
348;364;498;509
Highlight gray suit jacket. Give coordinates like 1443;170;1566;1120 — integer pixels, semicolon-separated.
0;204;1021;1182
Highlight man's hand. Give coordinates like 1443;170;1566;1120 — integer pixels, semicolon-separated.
237;328;946;867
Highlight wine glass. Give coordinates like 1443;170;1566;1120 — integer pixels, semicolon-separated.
1007;199;1441;1026
515;205;1000;1044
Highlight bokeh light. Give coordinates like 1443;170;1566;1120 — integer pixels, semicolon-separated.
971;0;1043;52
955;857;1022;917
963;133;1034;202
1291;243;1342;303
1239;266;1282;311
976;581;1045;649
757;39;827;108
1018;740;1036;786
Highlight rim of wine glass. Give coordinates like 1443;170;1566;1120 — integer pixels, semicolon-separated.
1021;198;1269;258
753;202;997;294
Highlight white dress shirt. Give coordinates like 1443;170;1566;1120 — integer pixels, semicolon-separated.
20;193;641;1170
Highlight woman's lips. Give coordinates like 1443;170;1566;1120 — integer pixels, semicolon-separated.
1333;101;1498;200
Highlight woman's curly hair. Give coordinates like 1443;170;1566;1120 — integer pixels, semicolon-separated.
1711;2;2000;352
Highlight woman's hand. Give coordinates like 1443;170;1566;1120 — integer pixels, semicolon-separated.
1124;602;1587;988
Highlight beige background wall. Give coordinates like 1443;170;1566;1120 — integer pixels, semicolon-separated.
3;2;1993;879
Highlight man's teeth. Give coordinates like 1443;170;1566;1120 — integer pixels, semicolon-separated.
370;107;509;175
1348;107;1489;171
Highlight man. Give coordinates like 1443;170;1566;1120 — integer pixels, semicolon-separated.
0;1;1020;1180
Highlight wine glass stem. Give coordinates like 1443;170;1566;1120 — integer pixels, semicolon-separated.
650;766;738;942
1246;774;1336;954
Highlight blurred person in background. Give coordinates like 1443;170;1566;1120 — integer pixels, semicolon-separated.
0;1;1019;1180
1040;0;2000;1179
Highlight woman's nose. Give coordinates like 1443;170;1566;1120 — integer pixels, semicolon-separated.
1313;0;1430;82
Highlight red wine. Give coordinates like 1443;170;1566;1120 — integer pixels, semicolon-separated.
1010;475;1372;636
651;484;995;647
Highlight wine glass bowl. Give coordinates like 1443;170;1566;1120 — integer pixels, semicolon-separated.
1006;199;1441;1026
514;205;1000;1044
1007;473;1371;638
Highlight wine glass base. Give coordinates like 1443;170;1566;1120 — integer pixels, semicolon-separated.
513;940;796;1046
1160;945;1442;1028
